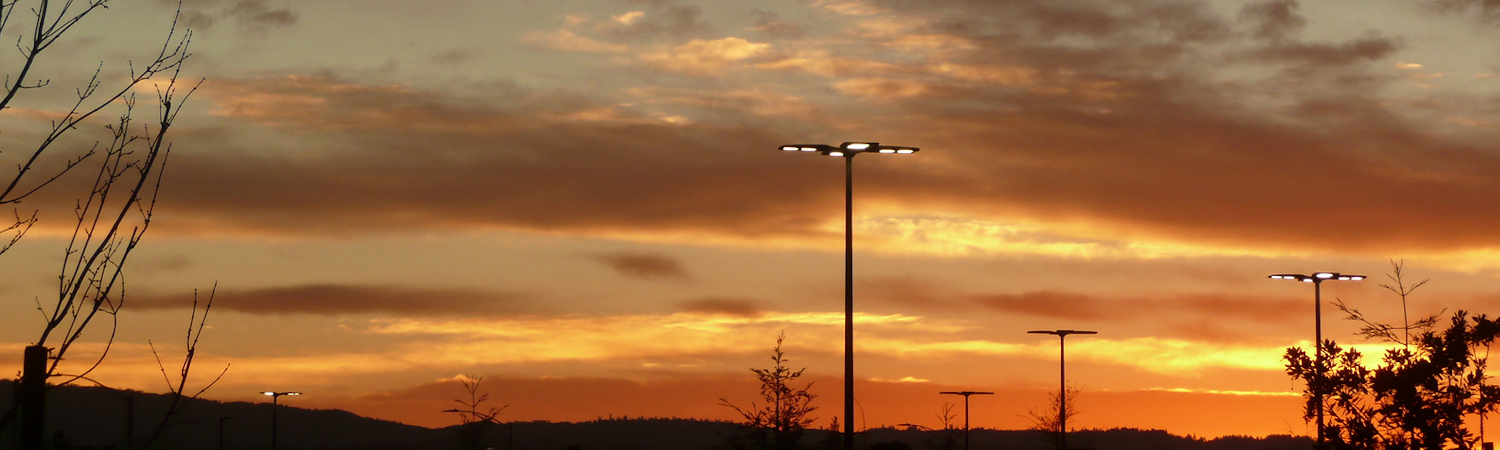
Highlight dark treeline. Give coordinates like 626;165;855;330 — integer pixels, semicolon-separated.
0;380;1310;450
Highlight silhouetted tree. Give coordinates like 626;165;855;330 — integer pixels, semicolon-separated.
1285;265;1500;450
134;287;229;450
933;402;959;450
721;331;818;450
816;417;842;450
1026;385;1080;449
0;1;193;256
449;374;509;450
936;402;957;430
0;3;199;447
1337;260;1441;349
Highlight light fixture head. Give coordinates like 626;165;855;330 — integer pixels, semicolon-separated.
828;151;845;157
842;142;875;150
1270;274;1308;281
778;144;832;153
1314;272;1336;279
262;391;275;396
1028;329;1098;336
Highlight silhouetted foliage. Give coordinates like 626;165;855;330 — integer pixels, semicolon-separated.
721;331;818;450
1026;384;1080;448
1284;265;1500;450
1335;260;1442;348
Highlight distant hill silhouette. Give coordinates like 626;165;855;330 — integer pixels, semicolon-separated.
860;428;1310;450
0;380;1311;450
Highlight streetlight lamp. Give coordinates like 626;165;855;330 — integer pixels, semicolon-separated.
261;391;301;450
779;141;920;450
939;390;993;450
1028;330;1097;450
1269;272;1364;446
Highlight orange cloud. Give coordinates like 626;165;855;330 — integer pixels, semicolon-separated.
641;37;773;75
523;29;630;53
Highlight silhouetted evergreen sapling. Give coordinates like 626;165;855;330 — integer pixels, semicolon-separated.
721;331;818;450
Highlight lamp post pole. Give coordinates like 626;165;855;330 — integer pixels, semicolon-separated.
261;391;301;450
780;142;919;450
939;391;993;450
844;151;854;448
1028;330;1097;450
1269;272;1363;447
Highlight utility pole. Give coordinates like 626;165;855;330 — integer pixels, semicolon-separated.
19;345;48;450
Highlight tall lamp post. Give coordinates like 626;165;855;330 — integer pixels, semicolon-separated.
779;141;919;450
261;391;301;450
939;390;993;450
1028;329;1097;450
1269;272;1363;446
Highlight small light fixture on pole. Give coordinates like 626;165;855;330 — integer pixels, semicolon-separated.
779;141;919;450
1028;330;1097;450
261;391;301;450
939;390;993;450
1269;272;1363;446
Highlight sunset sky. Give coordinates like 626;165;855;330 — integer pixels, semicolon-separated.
6;0;1500;439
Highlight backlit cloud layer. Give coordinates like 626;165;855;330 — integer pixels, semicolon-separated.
4;0;1499;440
111;0;1497;259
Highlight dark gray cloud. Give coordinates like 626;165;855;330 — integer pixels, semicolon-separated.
225;0;297;28
596;0;711;42
129;284;535;316
1426;0;1500;22
429;49;484;65
1239;0;1304;41
166;0;297;32
748;10;806;39
587;252;691;281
